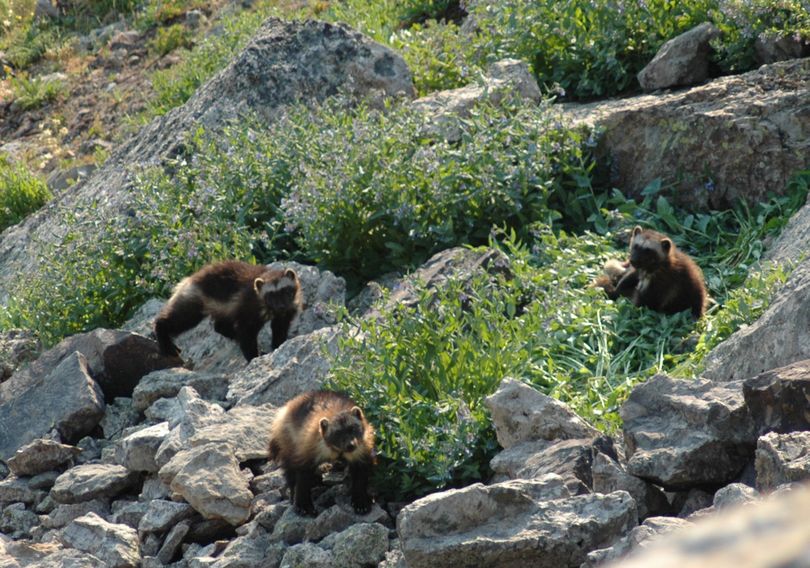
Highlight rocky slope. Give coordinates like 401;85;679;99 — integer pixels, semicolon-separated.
1;16;810;568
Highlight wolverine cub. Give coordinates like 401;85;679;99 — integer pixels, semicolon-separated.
268;390;376;516
593;226;707;319
154;260;302;361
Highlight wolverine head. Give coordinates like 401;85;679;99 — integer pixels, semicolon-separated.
629;226;672;270
319;407;367;460
253;268;301;314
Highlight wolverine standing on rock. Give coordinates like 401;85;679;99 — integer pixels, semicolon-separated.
154;260;303;361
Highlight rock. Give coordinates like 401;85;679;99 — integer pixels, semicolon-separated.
397;478;636;568
741;360;810;434
755;431;810;491
0;328;180;406
490;438;613;494
43;499;110;529
116;422;170;472
0;18;414;312
637;23;721;91
754;32;809;64
226;327;341;407
185;404;277;461
303;503;389;543
280;542;332;568
133;368;229;411
154;387;226;468
0;539;106;566
185;9;205;29
157;520;190;564
322;522;389;567
591;452;670;520
209;523;285;567
702;260;810;381
609;483;810;567
1;502;39;538
0;329;40;382
621;374;755;489
138;499;195;535
676;488;713;518
7;439;81;477
100;398;141;441
139;475;171;501
583;516;691;566
0;475;43;505
46;164;97;194
712;483;758;509
484;377;599;449
364;247;512;318
562;58;809;209
60;512;140;568
51;464;140;504
271;506;315;545
108;30;140;51
412;59;541;141
111;500;148;529
161;443;252;526
34;0;58;19
29;470;60;490
0;352;105;460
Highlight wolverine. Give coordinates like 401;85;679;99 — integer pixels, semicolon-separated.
268;390;376;516
154;260;303;361
593;226;707;319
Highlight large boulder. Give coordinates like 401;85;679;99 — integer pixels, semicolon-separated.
60;512;140;568
484;377;599;449
562;57;809;209
637;23;721;91
702;263;810;382
621;375;756;488
0;328;179;404
0;18;414;304
755;431;810;491
0;352;105;460
742;360;810;434
51;464;140;504
397;476;637;568
7;439;81;477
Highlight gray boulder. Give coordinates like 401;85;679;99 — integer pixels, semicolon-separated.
44;499;111;529
755;431;810;491
485;377;599;449
755;32;809;64
185;403;277;461
7;439;81;477
591;452;670;520
0;18;414;308
157;520;190;564
742;359;810;434
583;516;691;566
321;522;389;568
703;260;810;382
100;398;141;441
0;352;105;461
0;538;105;566
280;542;333;568
115;422;170;472
51;464;140;504
133;367;229;411
0;503;39;538
621;374;755;488
226;326;341;407
60;512;140;568
712;483;759;509
397;477;637;568
0;476;45;505
412;59;541;141
562;58;809;209
138;499;195;535
0;329;40;382
154;386;226;468
161;443;252;526
637;23;721;91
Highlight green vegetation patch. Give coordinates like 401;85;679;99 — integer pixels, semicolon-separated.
0;155;52;232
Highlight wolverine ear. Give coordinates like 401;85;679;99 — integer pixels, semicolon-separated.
632;225;643;237
284;268;297;279
350;406;364;421
660;238;672;253
319;418;329;436
253;278;265;294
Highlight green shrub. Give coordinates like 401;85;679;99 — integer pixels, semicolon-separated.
8;70;65;109
0;155;52;232
148;22;191;55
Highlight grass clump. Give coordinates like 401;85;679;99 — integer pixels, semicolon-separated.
147;22;192;55
0;155;52;232
8;70;65;109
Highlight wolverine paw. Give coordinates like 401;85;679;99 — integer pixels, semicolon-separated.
352;497;372;515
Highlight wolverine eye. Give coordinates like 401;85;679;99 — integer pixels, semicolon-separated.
346;441;356;452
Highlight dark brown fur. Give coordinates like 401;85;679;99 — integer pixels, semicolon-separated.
268;390;376;516
594;226;707;319
154;260;303;361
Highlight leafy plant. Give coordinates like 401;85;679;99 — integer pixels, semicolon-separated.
148;22;191;55
0;154;52;232
8;70;65;109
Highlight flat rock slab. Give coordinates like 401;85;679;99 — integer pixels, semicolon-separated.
485;377;599;449
562;57;809;210
397;478;636;568
51;464;140;504
132;368;229;411
116;422;170;473
7;439;81;477
60;512;140;568
0;352;104;461
186;404;277;462
621;374;755;489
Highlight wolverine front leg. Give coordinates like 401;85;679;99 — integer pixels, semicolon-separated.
292;468;318;516
349;461;372;514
